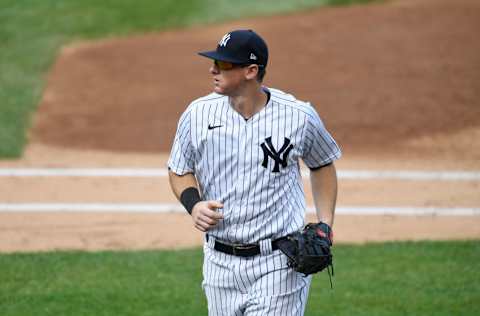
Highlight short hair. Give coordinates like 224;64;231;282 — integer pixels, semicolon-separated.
257;66;266;82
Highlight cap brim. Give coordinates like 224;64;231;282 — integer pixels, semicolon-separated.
198;50;246;64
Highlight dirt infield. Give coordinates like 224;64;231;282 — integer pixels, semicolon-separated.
1;0;479;253
30;0;480;165
1;212;479;253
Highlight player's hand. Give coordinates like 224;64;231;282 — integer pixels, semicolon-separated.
191;200;224;232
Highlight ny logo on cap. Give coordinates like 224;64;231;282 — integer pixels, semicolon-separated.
250;53;257;60
219;33;231;47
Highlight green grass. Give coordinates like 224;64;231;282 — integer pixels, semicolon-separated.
0;0;380;158
0;240;478;316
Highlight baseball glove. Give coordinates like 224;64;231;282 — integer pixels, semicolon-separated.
277;222;334;286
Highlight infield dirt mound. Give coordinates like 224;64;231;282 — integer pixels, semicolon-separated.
30;0;480;166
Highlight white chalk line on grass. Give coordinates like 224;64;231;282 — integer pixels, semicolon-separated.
0;168;479;181
0;203;478;216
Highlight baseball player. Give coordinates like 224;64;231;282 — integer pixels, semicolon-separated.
168;29;341;315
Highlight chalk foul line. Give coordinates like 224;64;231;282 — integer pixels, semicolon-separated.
0;203;478;216
0;168;479;181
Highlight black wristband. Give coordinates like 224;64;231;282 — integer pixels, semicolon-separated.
180;187;201;215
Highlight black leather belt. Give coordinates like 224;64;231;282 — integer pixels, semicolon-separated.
206;234;287;257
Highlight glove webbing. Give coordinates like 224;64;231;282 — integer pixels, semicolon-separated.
290;252;334;289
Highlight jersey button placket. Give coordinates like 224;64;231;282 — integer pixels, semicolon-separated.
232;121;249;237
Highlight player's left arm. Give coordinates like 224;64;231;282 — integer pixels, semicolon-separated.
309;162;338;228
277;162;337;275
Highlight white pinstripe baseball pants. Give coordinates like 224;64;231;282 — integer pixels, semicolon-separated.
202;237;312;316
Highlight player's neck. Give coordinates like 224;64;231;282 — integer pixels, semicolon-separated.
229;84;268;120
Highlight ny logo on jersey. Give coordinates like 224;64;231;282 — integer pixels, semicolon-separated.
260;137;294;173
218;33;231;47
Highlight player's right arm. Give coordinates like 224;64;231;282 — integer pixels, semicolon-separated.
167;106;223;232
168;170;223;232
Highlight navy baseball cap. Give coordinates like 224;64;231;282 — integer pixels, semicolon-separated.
198;29;268;67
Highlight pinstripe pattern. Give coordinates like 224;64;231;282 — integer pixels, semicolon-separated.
203;243;311;316
168;87;341;315
168;87;341;243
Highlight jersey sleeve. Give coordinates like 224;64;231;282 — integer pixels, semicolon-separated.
301;104;342;169
167;108;195;175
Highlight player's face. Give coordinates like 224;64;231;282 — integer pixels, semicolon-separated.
209;61;254;95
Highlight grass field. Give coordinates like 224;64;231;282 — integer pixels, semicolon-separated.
0;240;478;315
0;0;380;158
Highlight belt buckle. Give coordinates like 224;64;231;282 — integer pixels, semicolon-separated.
232;244;256;256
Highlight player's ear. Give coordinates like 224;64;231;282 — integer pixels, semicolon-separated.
244;65;259;81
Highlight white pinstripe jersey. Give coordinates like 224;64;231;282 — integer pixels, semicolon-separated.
168;87;341;244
